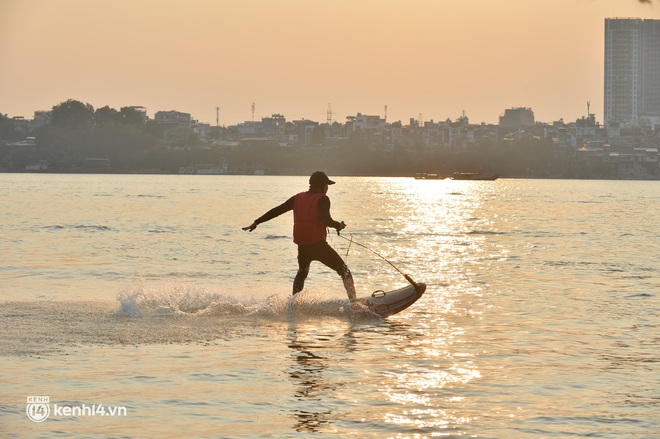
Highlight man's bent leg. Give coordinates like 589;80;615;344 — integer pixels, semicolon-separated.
340;266;357;302
316;242;357;302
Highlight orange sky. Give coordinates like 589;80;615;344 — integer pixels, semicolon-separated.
1;0;658;126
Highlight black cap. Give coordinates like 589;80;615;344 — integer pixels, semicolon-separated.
309;171;335;187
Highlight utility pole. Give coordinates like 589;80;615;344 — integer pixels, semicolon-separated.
251;102;255;122
215;106;220;140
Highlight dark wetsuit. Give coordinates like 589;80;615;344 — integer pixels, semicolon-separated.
253;191;355;297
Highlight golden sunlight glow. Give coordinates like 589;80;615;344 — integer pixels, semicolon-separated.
1;0;656;125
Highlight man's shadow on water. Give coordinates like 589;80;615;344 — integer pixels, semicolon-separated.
284;319;412;433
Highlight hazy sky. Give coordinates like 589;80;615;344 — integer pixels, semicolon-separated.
1;0;658;126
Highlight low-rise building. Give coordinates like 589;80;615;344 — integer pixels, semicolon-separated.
499;107;535;129
155;110;191;125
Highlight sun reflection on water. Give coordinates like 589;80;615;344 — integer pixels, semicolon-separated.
339;178;504;299
376;324;483;433
309;178;524;435
362;178;496;435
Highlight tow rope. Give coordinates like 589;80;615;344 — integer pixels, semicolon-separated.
336;232;423;293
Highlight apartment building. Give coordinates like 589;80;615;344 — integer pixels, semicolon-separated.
604;18;660;127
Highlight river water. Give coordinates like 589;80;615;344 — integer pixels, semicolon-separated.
0;174;658;438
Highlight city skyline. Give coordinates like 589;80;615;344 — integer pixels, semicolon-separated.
1;0;658;126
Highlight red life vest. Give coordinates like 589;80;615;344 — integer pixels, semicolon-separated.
293;192;326;245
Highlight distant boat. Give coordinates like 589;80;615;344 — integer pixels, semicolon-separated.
414;173;445;180
450;172;499;181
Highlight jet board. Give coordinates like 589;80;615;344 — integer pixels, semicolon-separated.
358;282;427;317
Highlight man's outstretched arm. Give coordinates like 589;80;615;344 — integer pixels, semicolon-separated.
243;196;295;232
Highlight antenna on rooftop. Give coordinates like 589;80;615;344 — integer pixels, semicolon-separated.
384;105;388;122
251;102;255;122
216;106;220;128
587;101;591;116
327;103;333;125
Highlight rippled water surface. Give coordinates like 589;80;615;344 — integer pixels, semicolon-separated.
1;174;658;438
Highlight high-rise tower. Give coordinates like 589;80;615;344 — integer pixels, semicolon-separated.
604;18;660;126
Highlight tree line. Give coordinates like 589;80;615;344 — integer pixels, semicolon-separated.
2;99;575;177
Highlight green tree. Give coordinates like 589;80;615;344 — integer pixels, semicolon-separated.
94;106;120;125
119;107;144;125
51;99;94;129
0;113;21;141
